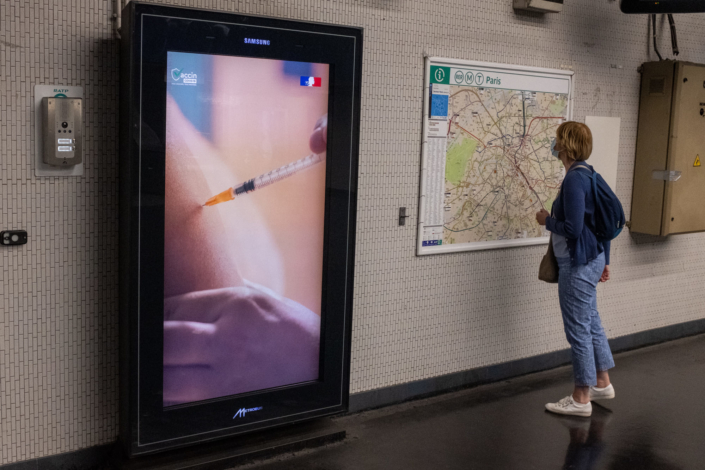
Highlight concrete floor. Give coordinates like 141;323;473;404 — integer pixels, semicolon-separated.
247;334;705;470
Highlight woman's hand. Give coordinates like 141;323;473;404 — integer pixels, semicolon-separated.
536;208;550;226
599;265;610;283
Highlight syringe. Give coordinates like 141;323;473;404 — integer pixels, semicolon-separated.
204;153;323;207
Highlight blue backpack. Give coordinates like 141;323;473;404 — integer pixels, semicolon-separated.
572;162;625;242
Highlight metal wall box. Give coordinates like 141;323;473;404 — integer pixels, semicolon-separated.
513;0;563;13
631;60;705;236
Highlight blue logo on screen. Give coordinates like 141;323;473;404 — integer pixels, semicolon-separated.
244;38;270;45
171;68;198;84
233;406;263;418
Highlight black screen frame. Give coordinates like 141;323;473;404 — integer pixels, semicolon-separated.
620;0;705;13
119;2;361;456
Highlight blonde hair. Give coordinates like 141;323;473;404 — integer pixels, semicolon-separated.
556;121;592;162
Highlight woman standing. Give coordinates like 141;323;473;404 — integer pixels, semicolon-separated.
536;121;615;418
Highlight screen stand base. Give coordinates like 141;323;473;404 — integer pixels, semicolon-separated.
117;418;345;468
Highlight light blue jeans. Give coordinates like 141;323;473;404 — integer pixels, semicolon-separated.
557;252;615;386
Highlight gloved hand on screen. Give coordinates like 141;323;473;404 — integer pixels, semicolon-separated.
309;114;327;154
163;280;320;405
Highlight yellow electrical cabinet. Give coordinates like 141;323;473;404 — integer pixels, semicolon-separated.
631;60;705;236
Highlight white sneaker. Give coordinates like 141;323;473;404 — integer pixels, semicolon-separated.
545;395;592;417
589;384;615;401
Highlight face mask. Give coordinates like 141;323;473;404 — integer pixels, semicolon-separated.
551;138;561;159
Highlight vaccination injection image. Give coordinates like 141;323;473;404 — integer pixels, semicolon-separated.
162;51;329;406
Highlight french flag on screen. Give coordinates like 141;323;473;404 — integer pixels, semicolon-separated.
300;76;322;87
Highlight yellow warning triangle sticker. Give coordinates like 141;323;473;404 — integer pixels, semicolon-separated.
695;155;701;167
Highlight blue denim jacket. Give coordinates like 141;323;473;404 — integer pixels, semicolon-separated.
546;163;611;267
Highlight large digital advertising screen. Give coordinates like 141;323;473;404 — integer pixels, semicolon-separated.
119;2;361;456
163;52;330;406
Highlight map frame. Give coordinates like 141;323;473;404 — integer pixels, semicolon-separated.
417;57;574;256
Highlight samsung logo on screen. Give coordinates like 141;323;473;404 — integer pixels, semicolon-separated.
244;38;270;45
233;406;263;418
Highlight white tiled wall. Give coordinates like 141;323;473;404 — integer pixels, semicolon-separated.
2;0;705;464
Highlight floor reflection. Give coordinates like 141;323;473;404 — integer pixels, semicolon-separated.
551;406;611;470
607;422;683;470
553;404;684;470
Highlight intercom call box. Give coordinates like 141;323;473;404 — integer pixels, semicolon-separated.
41;97;83;166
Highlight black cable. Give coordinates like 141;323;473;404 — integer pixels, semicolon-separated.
652;14;663;61
667;14;679;56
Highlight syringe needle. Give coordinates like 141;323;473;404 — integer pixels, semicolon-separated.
204;188;235;207
204;153;323;207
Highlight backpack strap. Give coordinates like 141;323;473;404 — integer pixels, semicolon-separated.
568;161;592;175
567;161;597;228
